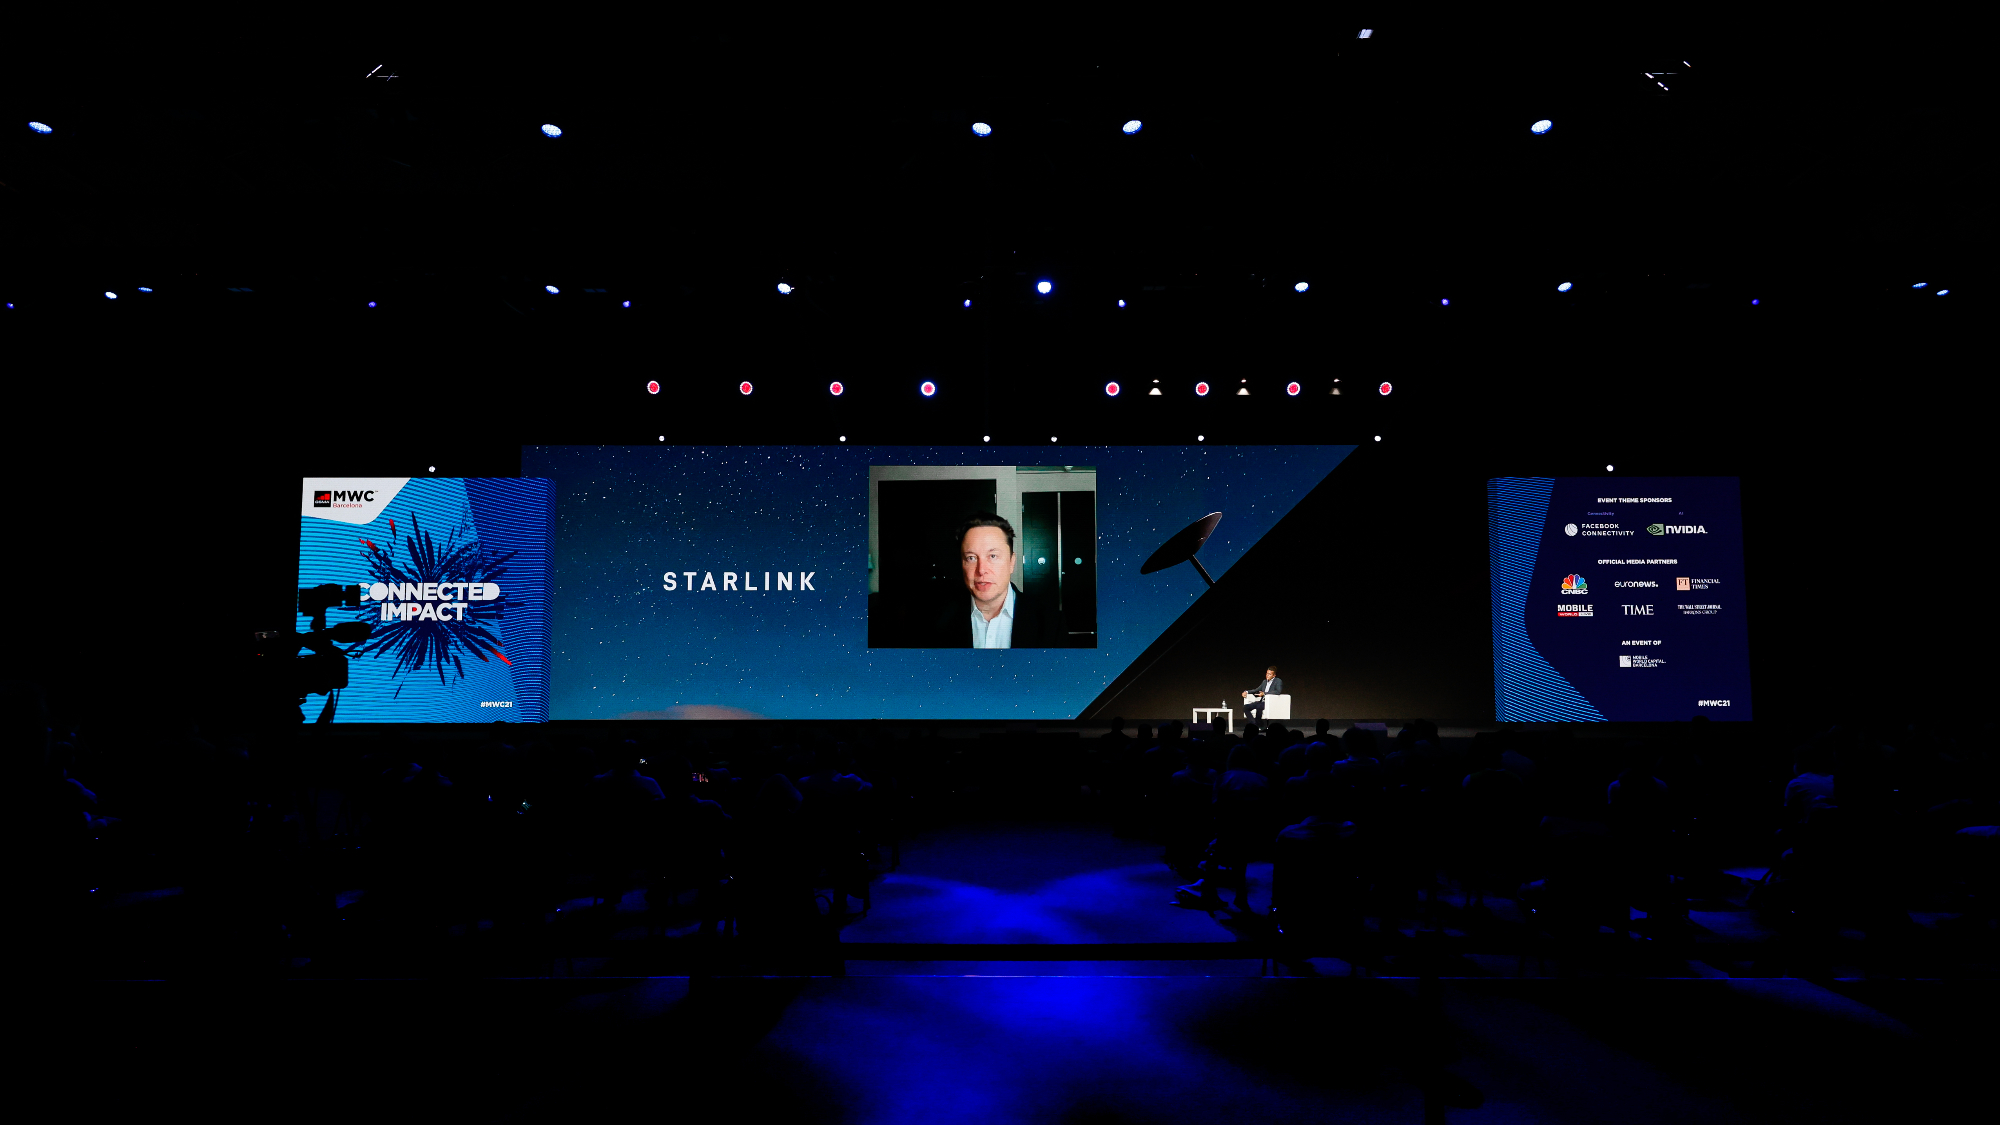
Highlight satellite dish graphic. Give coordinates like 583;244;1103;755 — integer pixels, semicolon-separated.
1140;512;1223;588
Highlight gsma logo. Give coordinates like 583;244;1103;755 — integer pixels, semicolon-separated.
312;490;332;508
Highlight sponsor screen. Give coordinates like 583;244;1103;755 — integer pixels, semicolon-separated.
299;478;554;722
1488;476;1752;721
524;445;1356;720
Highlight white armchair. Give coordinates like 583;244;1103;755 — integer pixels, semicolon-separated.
1260;694;1292;721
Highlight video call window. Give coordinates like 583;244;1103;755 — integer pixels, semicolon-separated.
867;465;1098;648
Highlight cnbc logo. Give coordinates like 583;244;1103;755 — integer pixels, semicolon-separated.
1561;573;1588;594
1647;523;1707;535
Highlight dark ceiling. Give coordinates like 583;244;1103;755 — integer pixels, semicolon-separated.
0;20;1982;726
3;21;1983;289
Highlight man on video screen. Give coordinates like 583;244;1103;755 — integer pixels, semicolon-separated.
926;514;1066;648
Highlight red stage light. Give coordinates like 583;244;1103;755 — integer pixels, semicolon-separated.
646;380;660;395
1286;381;1301;396
1378;381;1393;395
739;381;753;395
920;380;937;397
1195;382;1210;396
1105;381;1120;396
829;381;844;396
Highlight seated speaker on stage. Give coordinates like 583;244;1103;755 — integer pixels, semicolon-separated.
1242;666;1282;724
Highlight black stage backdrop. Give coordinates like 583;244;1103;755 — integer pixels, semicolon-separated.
5;312;1975;734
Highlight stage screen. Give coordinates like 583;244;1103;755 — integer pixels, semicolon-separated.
298;478;553;722
1488;477;1752;721
524;445;1356;720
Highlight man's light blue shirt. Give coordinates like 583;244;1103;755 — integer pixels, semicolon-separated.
970;583;1017;649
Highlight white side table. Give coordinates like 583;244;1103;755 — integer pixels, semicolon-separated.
1191;707;1233;733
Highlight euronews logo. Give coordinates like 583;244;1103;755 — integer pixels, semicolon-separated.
1647;523;1707;535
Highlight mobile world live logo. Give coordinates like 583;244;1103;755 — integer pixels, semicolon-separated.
1646;523;1708;535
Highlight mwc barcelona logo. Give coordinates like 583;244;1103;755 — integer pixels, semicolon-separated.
313;488;377;508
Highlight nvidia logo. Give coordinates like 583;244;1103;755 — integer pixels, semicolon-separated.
1646;523;1665;536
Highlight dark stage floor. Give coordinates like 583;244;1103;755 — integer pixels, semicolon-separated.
28;975;1991;1123
78;817;1996;982
47;809;1999;1120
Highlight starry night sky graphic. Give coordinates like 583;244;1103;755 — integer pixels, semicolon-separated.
523;445;1353;719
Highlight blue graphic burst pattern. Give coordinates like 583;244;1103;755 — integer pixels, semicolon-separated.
346;512;517;685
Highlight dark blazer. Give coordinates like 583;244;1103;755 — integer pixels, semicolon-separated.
1246;677;1283;698
927;584;1067;648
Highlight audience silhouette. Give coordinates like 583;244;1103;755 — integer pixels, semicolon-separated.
7;677;1993;981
